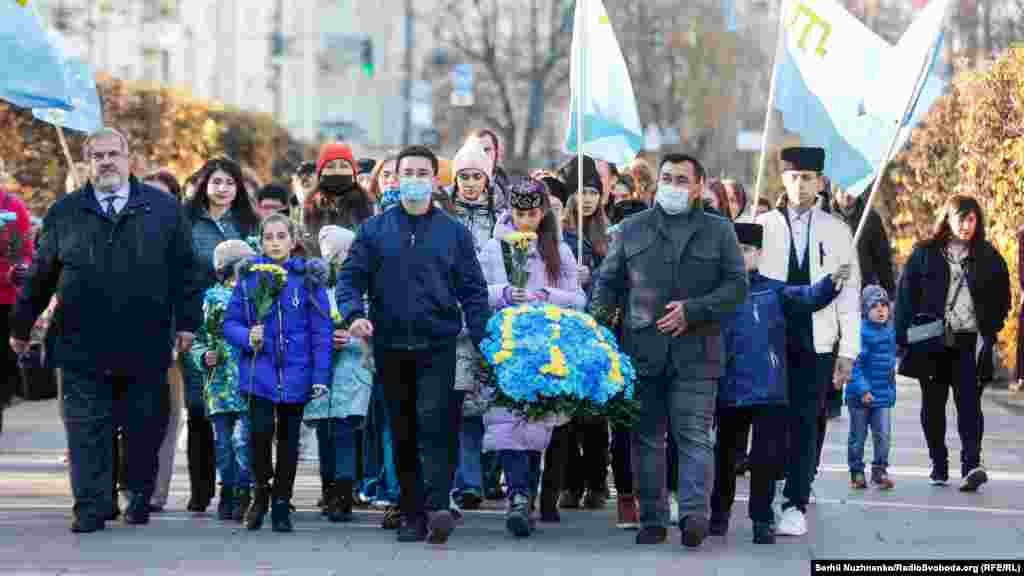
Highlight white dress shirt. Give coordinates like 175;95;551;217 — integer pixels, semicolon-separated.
94;182;130;215
787;207;812;267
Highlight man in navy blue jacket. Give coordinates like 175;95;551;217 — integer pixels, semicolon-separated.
337;145;491;545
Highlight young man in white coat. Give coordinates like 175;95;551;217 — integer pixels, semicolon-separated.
756;147;860;537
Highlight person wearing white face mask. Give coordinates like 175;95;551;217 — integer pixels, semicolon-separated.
756;147;862;538
591;152;748;548
335;145;491;546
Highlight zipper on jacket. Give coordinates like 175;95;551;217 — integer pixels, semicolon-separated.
277;301;285;403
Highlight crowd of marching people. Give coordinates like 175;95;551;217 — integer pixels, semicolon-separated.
0;124;1011;550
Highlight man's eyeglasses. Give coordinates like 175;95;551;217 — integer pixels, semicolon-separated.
90;151;123;162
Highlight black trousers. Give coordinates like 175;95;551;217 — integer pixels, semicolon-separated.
377;343;458;517
712;405;786;524
187;409;216;504
62;367;169;520
0;304;17;409
564;417;609;495
449;390;466;491
920;333;984;478
112;427;127;495
610;424;633;494
782;351;834;513
667;430;678;493
246;395;303;500
736;423;750;463
541;423;571;508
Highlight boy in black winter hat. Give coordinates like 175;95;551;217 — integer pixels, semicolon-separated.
711;222;848;545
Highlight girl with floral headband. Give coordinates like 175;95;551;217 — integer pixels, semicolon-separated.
476;178;584;538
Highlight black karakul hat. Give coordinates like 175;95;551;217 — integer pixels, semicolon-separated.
508;178;547;210
357;158;376;175
779;147;825;172
562;155;603;194
258;183;290;204
734;222;763;248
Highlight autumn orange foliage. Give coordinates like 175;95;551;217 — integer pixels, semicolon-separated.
881;48;1024;376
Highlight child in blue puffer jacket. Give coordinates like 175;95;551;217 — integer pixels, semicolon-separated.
224;213;333;533
846;285;897;490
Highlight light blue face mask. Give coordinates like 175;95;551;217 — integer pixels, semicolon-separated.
399;178;433;204
656;183;690;215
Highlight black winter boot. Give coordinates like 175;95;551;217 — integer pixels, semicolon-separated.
327;479;354;523
271;497;293;533
318;482;331;516
217;486;235;521
245;485;270;531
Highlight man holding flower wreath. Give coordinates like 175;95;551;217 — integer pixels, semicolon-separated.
591;152;748;549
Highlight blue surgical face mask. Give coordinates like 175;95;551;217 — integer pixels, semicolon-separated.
399;178;433;204
656;183;690;215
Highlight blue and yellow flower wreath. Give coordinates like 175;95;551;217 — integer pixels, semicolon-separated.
480;304;639;426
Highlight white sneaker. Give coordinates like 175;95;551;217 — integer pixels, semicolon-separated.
808;487;817;504
776;507;807;537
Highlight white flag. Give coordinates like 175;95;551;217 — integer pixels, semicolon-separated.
564;0;643;166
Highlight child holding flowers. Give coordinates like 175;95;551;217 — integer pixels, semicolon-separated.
189;240;256;523
223;213;333;533
477;178;585;538
303;225;374;523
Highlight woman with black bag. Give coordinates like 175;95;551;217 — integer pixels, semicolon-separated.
894;195;1010;492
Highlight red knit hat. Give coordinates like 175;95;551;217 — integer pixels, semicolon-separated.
316;142;355;176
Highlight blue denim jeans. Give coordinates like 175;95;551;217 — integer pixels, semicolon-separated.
453;416;484;498
211;413;251;489
847;401;891;474
634;370;716;527
497;450;542;500
330;416;363;481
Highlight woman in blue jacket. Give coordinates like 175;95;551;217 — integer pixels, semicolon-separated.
224;213;333;532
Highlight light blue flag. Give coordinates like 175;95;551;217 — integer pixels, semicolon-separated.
773;0;949;197
723;0;737;32
0;0;72;110
33;58;103;133
564;0;643;166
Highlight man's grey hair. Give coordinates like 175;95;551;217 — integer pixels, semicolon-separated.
83;127;130;156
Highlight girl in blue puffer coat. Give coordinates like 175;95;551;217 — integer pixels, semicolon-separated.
846;285;897;491
224;213;333;533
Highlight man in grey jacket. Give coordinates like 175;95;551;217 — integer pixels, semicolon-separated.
591;152;748;548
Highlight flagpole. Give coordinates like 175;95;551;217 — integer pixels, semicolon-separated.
55;126;78;190
750;2;786;223
851;25;943;246
576;0;585;266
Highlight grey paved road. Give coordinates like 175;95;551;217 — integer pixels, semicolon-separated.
1;379;1022;575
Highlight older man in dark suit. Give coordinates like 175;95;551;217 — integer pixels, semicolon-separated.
10;127;203;533
591;152;748;548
